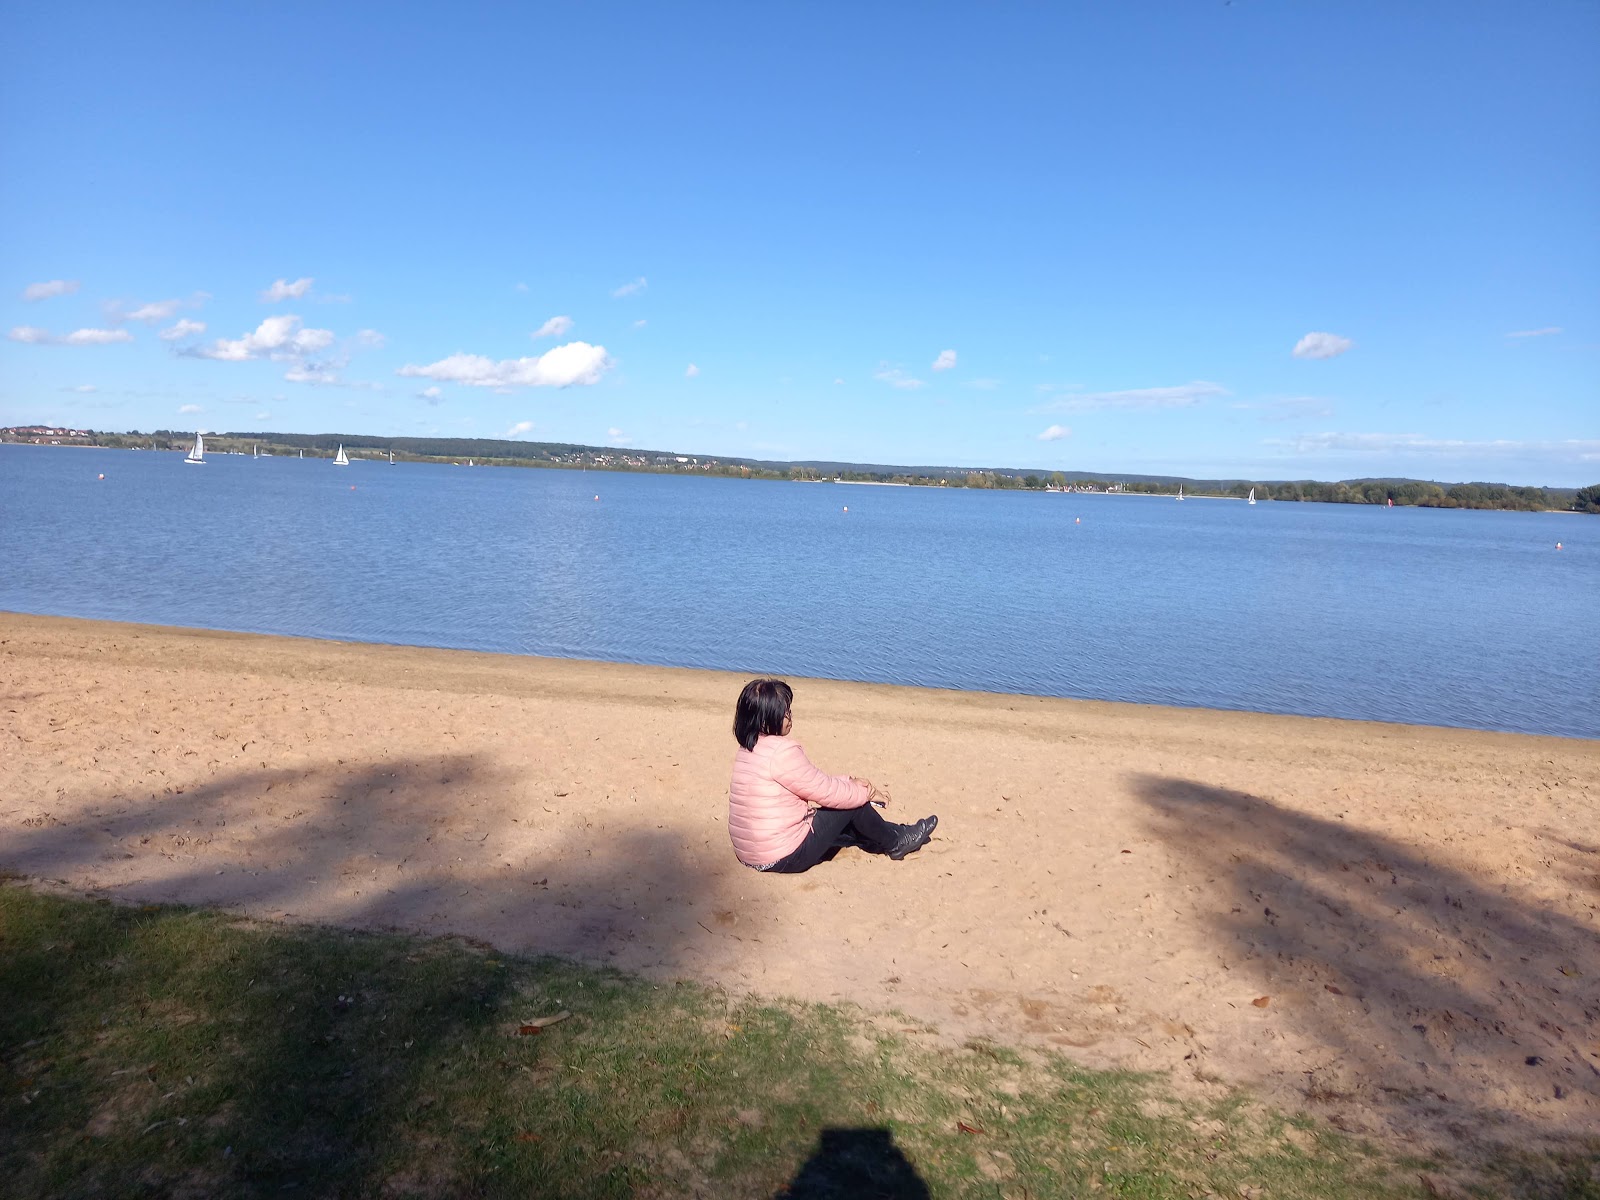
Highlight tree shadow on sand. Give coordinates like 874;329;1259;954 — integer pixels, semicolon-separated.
2;755;737;1195
1134;774;1599;1182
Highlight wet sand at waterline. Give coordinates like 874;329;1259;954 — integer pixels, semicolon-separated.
3;611;1596;1158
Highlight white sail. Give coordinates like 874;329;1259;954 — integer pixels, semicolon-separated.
1176;484;1184;501
389;449;395;465
334;444;349;466
184;432;205;464
1248;487;1256;505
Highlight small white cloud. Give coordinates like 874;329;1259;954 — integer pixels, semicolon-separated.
967;378;1001;391
632;318;647;329
255;411;271;420
515;282;529;293
69;384;97;393
1232;395;1335;422
419;385;443;404
685;362;700;378
1292;331;1354;360
1037;424;1072;441
873;365;925;390
611;276;647;298
191;315;336;361
23;279;79;301
354;328;386;348
64;328;133;345
533;315;574;339
833;377;844;385
284;366;340;385
506;420;535;437
261;277;314;302
1506;326;1562;339
178;403;204;414
160;318;207;341
10;325;131;345
126;299;182;322
606;426;632;444
398;341;613;389
1035;381;1226;413
932;349;957;371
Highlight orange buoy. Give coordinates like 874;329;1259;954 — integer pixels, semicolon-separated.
350;485;356;491
1556;542;1562;550
1074;517;1080;524
97;473;105;480
594;495;600;501
843;506;849;513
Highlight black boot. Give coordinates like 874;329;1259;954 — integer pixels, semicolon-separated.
888;815;938;861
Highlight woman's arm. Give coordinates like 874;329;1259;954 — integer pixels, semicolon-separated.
771;741;872;810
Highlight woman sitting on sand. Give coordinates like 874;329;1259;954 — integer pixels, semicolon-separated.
728;678;937;873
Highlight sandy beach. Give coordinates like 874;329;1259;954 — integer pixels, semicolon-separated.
2;611;1596;1160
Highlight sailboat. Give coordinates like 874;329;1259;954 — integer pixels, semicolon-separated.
184;432;206;465
299;450;304;459
333;444;350;466
1247;488;1256;505
1176;484;1184;501
252;443;258;459
388;449;395;465
467;457;475;467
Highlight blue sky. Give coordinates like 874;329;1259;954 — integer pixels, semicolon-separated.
3;3;1596;485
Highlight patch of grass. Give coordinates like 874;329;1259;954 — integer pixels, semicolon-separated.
0;881;1446;1197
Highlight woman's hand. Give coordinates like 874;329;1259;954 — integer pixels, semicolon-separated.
852;776;891;806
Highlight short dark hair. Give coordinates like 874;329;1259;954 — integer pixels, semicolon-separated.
734;678;793;751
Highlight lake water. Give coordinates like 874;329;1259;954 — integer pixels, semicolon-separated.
2;443;1594;739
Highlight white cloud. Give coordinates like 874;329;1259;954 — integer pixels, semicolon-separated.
9;325;131;345
932;349;957;371
397;341;613;389
1269;431;1600;461
65;328;133;345
873;365;925;390
506;420;535;437
160;318;207;341
515;282;529;293
284;366;341;385
967;378;1001;391
68;384;97;393
533;315;574;339
833;377;844;385
607;426;632;444
632;318;647;329
126;299;182;322
685;362;700;378
354;329;386;348
611;276;647;298
261;277;314;302
23;279;79;301
1036;424;1072;441
419;386;443;404
1036;381;1226;412
1506;326;1562;339
190;315;336;361
178;403;204;414
1292;331;1354;360
255;411;271;420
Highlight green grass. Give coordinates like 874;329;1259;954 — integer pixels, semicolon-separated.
0;880;1468;1198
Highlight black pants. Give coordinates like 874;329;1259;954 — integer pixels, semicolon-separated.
766;804;900;874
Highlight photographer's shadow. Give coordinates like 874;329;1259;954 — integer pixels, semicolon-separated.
778;1127;929;1199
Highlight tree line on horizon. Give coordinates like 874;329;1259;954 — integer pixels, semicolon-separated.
11;425;1594;514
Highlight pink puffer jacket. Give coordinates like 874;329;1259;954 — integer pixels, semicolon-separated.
728;734;871;867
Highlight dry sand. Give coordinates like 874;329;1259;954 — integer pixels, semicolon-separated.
2;612;1596;1160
